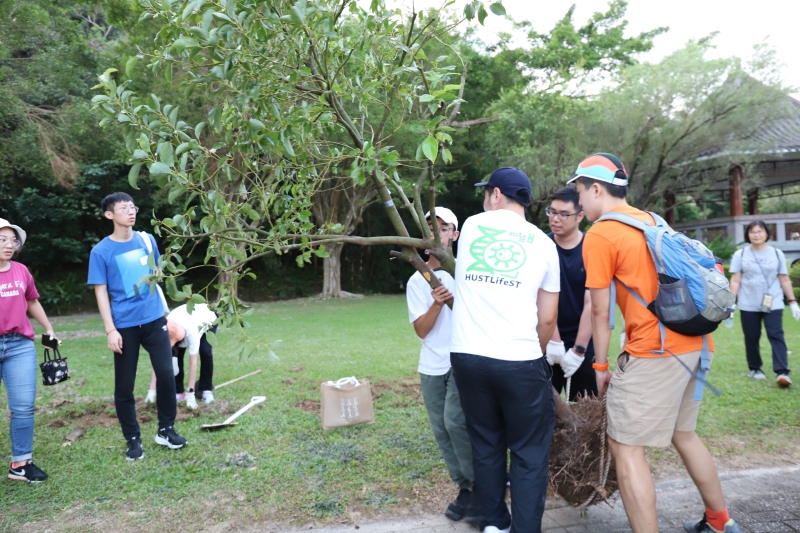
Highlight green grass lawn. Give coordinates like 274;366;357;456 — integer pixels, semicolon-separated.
1;295;799;532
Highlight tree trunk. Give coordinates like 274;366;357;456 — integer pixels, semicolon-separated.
321;243;344;299
216;255;239;302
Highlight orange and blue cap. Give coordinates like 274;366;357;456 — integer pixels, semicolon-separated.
566;153;628;186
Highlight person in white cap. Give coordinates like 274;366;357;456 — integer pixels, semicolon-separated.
405;207;479;524
0;218;56;482
145;303;218;409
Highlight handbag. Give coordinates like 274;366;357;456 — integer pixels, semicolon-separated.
40;342;70;386
320;377;375;430
138;231;170;315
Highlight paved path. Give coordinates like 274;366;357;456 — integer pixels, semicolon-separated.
284;465;800;533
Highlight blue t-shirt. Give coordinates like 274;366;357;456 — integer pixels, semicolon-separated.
87;232;165;328
547;232;594;353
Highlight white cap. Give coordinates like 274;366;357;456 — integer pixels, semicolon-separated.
424;207;458;231
0;218;26;246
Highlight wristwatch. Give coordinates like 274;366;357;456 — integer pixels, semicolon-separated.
573;344;586;356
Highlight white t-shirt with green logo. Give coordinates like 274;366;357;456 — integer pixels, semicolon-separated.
451;209;560;361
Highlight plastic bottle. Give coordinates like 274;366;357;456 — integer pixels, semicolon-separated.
724;315;734;329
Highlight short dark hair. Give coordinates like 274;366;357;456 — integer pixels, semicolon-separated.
101;192;134;214
744;220;771;243
574;176;627;199
551;187;581;210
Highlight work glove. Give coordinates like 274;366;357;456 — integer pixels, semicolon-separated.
545;341;565;366
791;302;800;321
620;331;626;351
172;356;179;376
561;348;584;378
730;303;736;319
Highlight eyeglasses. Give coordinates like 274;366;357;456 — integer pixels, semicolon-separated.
0;238;22;249
115;205;140;214
545;207;581;220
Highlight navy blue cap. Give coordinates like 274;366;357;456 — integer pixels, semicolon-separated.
475;167;532;207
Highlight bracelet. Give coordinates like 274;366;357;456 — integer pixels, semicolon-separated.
592;361;609;371
790;300;797;304
106;329;117;335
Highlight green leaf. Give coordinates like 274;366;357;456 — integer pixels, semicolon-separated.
149;162;172;175
290;0;307;24
489;2;506;16
421;136;438;163
158;142;175;167
125;56;138;78
248;118;266;130
205;329;217;346
419;94;435;103
282;136;296;157
128;163;143;189
442;148;453;165
172;37;200;53
91;95;110;103
478;3;488;25
194;121;206;138
464;2;474;19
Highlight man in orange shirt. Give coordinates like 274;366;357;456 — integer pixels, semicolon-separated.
569;153;742;533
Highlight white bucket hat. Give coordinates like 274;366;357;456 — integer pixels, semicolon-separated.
0;218;26;246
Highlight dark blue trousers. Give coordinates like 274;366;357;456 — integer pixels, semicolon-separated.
741;309;790;375
451;353;555;533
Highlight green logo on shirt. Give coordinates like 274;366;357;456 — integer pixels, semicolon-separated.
467;226;527;279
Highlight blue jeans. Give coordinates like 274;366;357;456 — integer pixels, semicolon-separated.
0;333;38;462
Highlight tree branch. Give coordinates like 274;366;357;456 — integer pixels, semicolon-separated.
450;116;500;128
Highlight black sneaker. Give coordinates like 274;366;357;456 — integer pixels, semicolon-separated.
155;426;187;449
462;489;483;524
684;514;743;533
445;488;472;521
8;460;48;483
126;436;144;461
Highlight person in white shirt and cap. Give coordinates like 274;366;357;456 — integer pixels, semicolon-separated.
406;207;480;524
145;303;218;409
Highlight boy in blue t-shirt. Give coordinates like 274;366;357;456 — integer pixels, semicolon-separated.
87;192;187;461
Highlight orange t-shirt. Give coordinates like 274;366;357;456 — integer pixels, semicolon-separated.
583;205;714;357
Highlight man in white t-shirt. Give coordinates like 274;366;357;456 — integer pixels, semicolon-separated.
406;207;479;524
451;168;560;533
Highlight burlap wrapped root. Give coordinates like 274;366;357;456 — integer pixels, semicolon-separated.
549;389;618;507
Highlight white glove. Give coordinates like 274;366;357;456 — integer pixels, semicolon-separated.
730;303;736;318
561;348;584;378
620;331;626;351
172;356;179;376
545;341;565;366
791;302;800;321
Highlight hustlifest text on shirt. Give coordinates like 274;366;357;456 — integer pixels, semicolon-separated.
464;274;522;288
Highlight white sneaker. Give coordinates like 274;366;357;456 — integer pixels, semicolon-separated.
483;527;510;533
777;373;792;387
748;369;767;380
145;390;156;404
185;395;198;409
202;390;215;404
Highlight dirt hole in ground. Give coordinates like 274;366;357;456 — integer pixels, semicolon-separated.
371;378;423;408
297;399;321;412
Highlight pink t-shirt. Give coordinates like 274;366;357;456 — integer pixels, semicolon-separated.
0;261;40;339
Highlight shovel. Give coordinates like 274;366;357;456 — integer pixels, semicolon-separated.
201;396;266;431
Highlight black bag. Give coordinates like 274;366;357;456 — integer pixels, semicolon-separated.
40;336;69;386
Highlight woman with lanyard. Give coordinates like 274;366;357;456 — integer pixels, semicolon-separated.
729;220;798;387
0;218;56;482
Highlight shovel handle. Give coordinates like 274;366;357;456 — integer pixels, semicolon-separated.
222;396;267;425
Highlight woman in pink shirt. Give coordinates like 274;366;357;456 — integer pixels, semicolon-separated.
0;218;56;483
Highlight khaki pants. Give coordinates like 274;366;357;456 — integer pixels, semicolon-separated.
607;350;712;447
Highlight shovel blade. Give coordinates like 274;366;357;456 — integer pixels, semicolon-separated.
201;422;239;431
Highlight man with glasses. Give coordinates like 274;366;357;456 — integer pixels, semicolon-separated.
544;187;597;401
405;207;480;524
88;192;186;461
